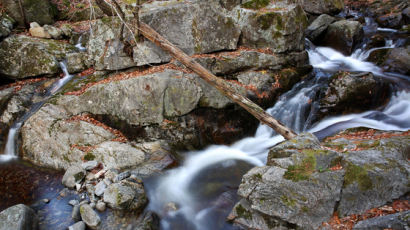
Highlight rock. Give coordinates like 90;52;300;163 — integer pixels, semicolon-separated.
236;3;308;52
94;181;107;197
42;199;50;203
335;133;410;216
403;7;410;24
114;171;131;182
29;27;51;39
383;47;410;75
321;20;364;55
81;161;98;171
68;221;86;230
306;14;336;42
69;200;79;206
133;211;160;230
71;205;81;222
300;0;344;15
70;6;104;22
43;25;63;39
62;165;86;189
79;204;101;229
66;52;87;73
96;201;106;212
377;12;403;29
88;0;240;70
0;35;75;79
0;204;38;230
219;0;241;11
90;202;96;209
103;182;147;210
0;14;15;39
353;210;410;230
2;0;55;27
318;72;389;118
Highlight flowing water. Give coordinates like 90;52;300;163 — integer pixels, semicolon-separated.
145;27;410;229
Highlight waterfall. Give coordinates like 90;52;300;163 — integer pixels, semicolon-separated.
0;62;74;162
145;39;410;229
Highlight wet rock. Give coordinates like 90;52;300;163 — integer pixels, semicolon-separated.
0;14;15;39
69;200;80;206
81;161;98;171
79;204;101;229
133;211;160;230
300;0;344;15
62;165;86;189
403;7;410;24
377;12;403;29
383;47;410;75
318;72;389;118
321;20;364;55
2;0;55;27
353;210;410;230
237;3;308;52
94;181;107;197
0;35;75;79
96;201;106;212
71;205;81;222
68;221;86;230
103;182;147;210
305;14;336;42
0;204;38;230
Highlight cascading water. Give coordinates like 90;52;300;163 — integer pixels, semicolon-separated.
145;24;410;230
0;62;74;162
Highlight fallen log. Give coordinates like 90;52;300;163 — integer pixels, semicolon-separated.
137;22;297;140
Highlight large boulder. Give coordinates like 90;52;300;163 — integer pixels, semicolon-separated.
87;0;240;70
0;204;38;230
236;2;308;52
300;0;344;15
321;20;364;55
305;14;336;42
383;47;410;75
1;0;55;27
0;14;15;39
353;210;410;230
318;72;389;118
0;35;76;79
230;130;410;229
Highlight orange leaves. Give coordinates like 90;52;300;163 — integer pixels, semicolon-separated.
0;77;47;93
325;129;410;142
322;200;410;229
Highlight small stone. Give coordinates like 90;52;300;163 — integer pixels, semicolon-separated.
114;171;130;182
85;172;96;182
96;201;106;212
62;165;86;189
90;202;96;209
80;204;101;229
68;221;86;230
43;25;62;39
29;27;51;38
95;181;107;197
71;205;81;221
42;199;50;204
81;161;98;171
69;200;79;206
76;183;82;192
104;169;118;181
103;178;112;186
30;22;40;28
94;169;106;179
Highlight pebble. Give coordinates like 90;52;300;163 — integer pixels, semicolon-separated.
71;205;81;221
94;169;106;179
42;199;50;203
95;181;107;197
90;202;96;209
75;183;82;192
96;201;106;212
69;200;80;206
114;171;130;182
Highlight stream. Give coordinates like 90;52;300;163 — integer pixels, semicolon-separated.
0;10;409;230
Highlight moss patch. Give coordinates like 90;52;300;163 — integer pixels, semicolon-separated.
84;152;96;161
280;195;296;207
284;153;316;182
235;204;252;220
344;163;373;191
241;0;270;10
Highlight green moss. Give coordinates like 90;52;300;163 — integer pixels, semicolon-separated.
235;204;252;220
116;188;122;205
84;152;96;161
63;155;70;162
252;173;263;180
344;163;373;191
356;140;380;149
241;0;270;10
284;153;316;182
281;195;296;207
301;206;309;212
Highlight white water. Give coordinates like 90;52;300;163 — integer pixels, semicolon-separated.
0;62;73;162
147;38;410;230
75;35;87;52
